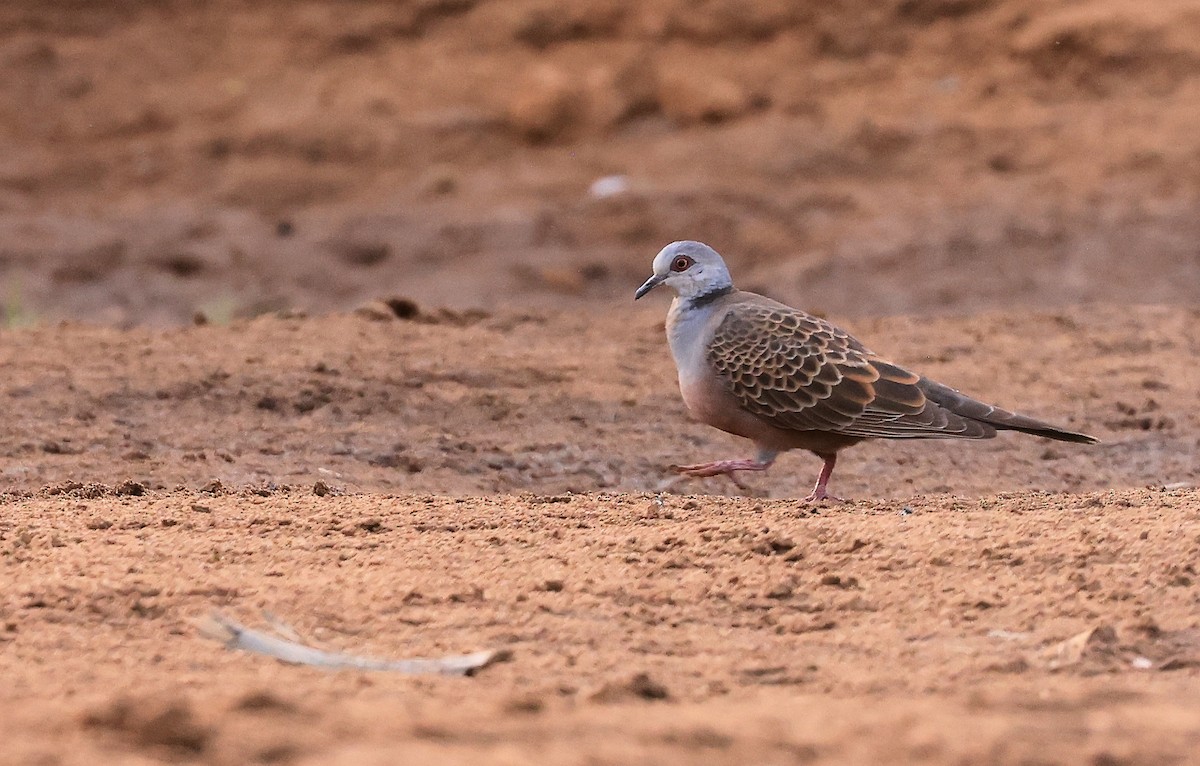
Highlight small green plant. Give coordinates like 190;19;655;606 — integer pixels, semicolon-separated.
3;281;35;328
195;295;238;325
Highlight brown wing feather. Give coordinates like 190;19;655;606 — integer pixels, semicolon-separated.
917;377;1097;443
707;302;996;440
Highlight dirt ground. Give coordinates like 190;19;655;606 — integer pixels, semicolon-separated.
4;0;1200;324
2;1;1200;764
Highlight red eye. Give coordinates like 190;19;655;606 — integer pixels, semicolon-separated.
671;256;693;272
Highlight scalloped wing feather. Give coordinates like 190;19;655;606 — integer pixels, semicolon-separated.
707;302;996;440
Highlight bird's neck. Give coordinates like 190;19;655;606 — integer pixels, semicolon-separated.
684;284;734;311
667;285;733;369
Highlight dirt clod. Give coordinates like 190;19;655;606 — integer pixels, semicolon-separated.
590;672;670;703
114;480;145;497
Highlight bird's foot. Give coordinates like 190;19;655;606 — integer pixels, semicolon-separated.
670;459;771;490
801;454;844;503
802;486;844;503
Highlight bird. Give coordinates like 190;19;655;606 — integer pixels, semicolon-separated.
634;240;1098;501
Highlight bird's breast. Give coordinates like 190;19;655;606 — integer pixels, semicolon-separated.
665;299;713;377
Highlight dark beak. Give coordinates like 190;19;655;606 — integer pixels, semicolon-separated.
634;273;667;300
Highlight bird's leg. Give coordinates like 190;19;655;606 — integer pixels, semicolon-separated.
671;449;777;489
803;453;843;503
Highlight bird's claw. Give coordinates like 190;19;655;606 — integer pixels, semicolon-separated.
802;487;845;503
669;460;768;490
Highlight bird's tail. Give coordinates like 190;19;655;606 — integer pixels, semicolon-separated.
918;378;1099;444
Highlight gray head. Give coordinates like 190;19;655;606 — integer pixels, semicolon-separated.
634;241;735;302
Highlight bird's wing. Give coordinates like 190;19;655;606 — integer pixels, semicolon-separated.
706;301;995;439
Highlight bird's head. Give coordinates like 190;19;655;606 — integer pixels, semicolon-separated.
634;241;734;302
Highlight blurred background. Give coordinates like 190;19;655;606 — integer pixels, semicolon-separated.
1;0;1199;327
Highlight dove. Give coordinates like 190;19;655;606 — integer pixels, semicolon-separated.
634;241;1097;501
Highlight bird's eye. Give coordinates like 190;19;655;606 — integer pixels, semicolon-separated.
671;256;694;272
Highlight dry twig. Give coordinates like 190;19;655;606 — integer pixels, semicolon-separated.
195;612;510;676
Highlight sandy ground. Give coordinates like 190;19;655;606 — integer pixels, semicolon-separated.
2;485;1200;765
2;306;1199;765
2;0;1200;763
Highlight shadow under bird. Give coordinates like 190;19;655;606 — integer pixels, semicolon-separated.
635;240;1098;501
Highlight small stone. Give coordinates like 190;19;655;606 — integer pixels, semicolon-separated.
765;581;794;599
382;297;420;320
589;672;669;703
820;573;859;589
114;480;145;496
588;175;631;199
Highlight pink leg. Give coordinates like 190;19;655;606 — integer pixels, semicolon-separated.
671;450;777;490
803;454;843;503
